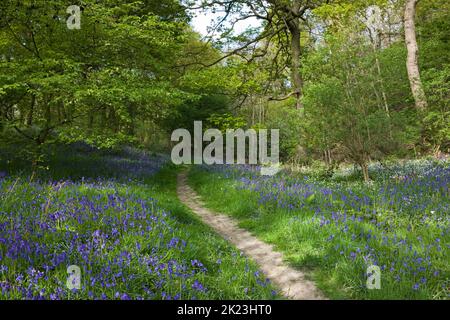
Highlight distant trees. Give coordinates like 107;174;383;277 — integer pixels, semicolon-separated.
0;0;448;178
229;0;448;180
301;30;413;182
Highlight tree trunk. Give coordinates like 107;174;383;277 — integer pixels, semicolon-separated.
288;18;303;109
88;113;94;131
404;0;428;110
361;161;370;182
27;94;35;126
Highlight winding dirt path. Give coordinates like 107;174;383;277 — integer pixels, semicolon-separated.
177;172;325;300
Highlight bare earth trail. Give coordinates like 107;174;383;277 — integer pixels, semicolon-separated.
177;172;326;300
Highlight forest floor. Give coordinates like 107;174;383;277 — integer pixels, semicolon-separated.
188;162;449;299
0;146;280;300
177;171;325;300
1;145;448;299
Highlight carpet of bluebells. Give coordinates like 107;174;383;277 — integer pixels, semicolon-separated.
190;159;450;299
0;146;277;300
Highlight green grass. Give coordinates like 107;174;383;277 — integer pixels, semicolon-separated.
188;165;449;300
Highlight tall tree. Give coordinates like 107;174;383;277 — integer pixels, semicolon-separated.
185;0;331;109
404;0;428;110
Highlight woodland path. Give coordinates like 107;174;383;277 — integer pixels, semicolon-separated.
177;172;326;300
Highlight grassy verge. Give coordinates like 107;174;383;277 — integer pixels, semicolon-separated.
188;163;449;300
0;147;279;299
